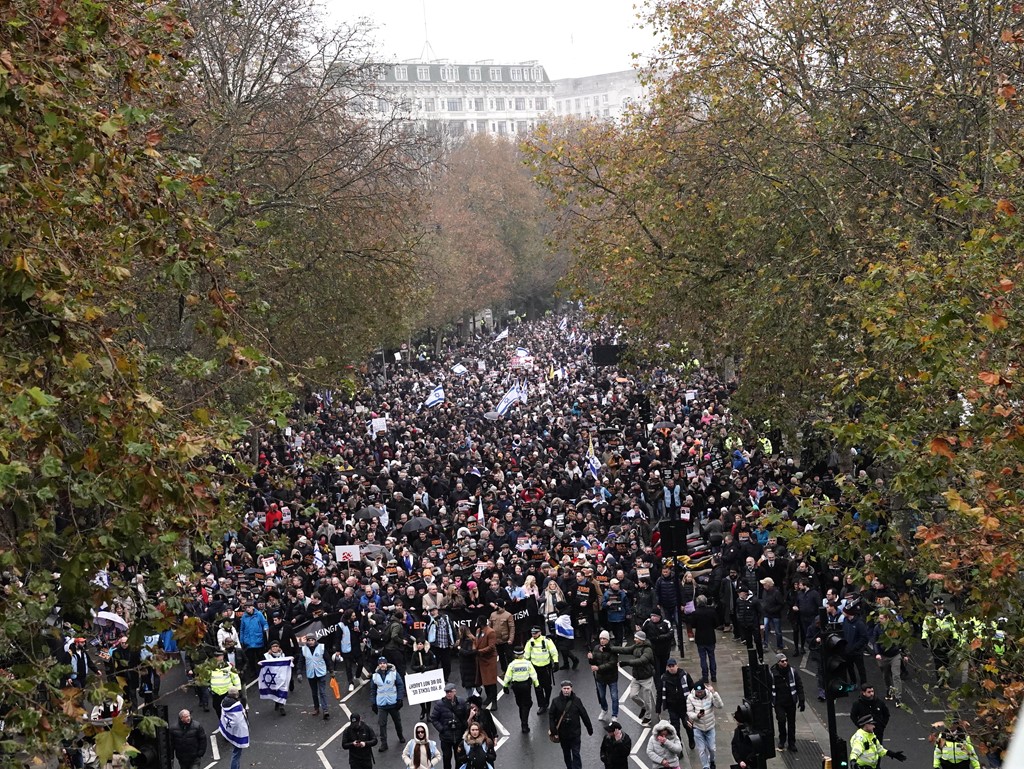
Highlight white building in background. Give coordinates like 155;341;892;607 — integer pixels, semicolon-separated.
551;69;644;121
373;60;555;137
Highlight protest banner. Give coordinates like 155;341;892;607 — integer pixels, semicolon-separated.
335;545;360;563
405;669;446;705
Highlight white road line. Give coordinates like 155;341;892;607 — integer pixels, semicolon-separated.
202;763;217;769
341;679;368;703
210;732;220;761
316;721;349;769
631;727;651;753
630;755;646;769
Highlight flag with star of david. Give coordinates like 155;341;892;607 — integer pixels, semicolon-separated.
257;656;294;704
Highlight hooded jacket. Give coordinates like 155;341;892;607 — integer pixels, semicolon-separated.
402;723;440;769
645;721;684;768
609;639;656;680
459;727;495;769
685;688;724;731
342;718;379;769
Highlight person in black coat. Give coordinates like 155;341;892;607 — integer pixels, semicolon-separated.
770;654;805;751
548;681;594;769
848;683;890;743
342;713;379;769
599;721;633;769
168;709;206;769
734;586;764;659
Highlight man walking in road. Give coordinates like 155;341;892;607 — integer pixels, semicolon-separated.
849;684;890;745
341;713;378;769
610;630;657;726
770;653;804;752
370;656;406;751
301;634;332;720
430;683;468;769
501;647;539;733
548;680;594;769
685;682;724;769
589;630;620;722
169;709;206;769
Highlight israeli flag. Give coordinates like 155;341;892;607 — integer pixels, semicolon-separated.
257;657;294;704
422;384;445;409
219;699;250;749
586;437;601;479
451;363;469;376
514;346;529;358
558;316;568;332
495;384;521;416
494;327;509;342
517;380;528;405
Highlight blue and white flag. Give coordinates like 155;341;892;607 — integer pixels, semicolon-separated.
451;363;469;376
494;327;509;343
518;380;528;405
558;316;568;332
514;346;529;358
477;496;485;525
495;384;521;416
586;436;601;479
257;657;294;704
219;699;250;749
422;384;445;410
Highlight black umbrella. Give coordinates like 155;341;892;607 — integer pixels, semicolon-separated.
243;567;263;576
653;420;676;430
402;517;433;535
354;507;381;520
360;543;386;557
483;411;501;421
599;425;622;436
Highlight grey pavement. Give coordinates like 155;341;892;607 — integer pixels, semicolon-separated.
156;630;938;769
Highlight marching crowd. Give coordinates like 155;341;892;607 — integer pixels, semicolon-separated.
54;314;994;769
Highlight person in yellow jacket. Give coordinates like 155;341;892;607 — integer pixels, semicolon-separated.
210;650;243;716
501;647;539;733
524;626;558;714
933;725;981;769
849;715;905;768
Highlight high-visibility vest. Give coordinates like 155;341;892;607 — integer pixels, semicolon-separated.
525;637;558;668
502;659;538;687
849;729;886;768
934;737;980;769
210;666;238;695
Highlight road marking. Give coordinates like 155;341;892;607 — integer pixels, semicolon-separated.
631;727;651;753
341;679;368;703
262;741;318;746
316;721;348;769
493;690;511;750
922;709;945;713
210;732;220;761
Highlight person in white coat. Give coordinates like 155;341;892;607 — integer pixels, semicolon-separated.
402;722;441;769
646;721;684;769
685;683;725;769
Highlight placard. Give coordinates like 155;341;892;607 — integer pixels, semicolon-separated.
405;669;446;705
335;545;360;563
262;556;278;576
370;417;387;436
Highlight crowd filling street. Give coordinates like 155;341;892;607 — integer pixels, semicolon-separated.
54;315;999;769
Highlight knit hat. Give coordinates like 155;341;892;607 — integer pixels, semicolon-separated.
634;630;647;641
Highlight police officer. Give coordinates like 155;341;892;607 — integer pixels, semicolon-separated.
922;597;956;685
933;724;981;769
501;646;539;732
849;715;905;768
209;650;242;716
524;625;559;714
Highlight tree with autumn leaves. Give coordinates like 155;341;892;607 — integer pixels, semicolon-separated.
527;0;1024;749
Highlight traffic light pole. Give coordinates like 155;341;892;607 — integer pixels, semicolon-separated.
820;608;850;768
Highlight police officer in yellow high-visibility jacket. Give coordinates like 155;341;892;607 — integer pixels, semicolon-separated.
210;650;242;716
501;647;539;733
525;626;559;714
933;728;981;769
850;715;905;768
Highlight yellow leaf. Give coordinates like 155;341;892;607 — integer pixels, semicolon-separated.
980;311;1008;331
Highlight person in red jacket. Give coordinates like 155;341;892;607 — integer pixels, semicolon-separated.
264;503;282;533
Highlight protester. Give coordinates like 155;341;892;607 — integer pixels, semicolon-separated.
645;720;684;769
219;688;249;769
609;630;657;726
548;681;593;769
402;722;441;769
685;683;724;769
342;714;379;769
371;655;406;751
600;721;632;769
457;722;494;769
302;635;332;720
588;630;620;722
169;710;207;769
431;684;468;769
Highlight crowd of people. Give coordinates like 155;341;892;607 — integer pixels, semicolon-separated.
51;313;997;769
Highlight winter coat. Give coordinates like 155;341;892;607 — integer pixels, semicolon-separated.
457;731;495;769
770;663;805;708
342;720;379;769
643;618;675;656
690;606;718;646
654;576;681;613
633;588;657;623
548;692;594;741
849;696;890;735
601;731;633;769
410;646;438;675
590;642;619;685
734;596;762;628
402;723;441;769
169;718;207;765
685;689;724;731
645;721;684;768
458;637;478;688
489;609;515;645
660;669;695;713
473;626;498;686
239;610;268;648
761;588;787;620
609;639;656;680
431;695;469;744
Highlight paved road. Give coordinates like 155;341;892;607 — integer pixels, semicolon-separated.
157;631;942;769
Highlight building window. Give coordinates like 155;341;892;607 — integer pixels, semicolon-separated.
440;66;459;82
423;98;436;112
575;98;581;110
603;94;609;103
489;67;502;82
584;96;591;107
377;98;388;112
448;121;465;136
497;121;507;135
510;67;522;81
603;108;610;116
532;67;543;82
469;67;481;81
394;65;408;81
536;97;547;110
493;97;505;110
516;120;528;133
514;97;526;110
417;65;430;81
447;98;463;111
477;120;488;133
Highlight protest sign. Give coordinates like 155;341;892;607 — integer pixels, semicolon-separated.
405;669;446;705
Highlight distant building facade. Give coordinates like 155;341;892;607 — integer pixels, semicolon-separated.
551;69;644;121
373;60;555;137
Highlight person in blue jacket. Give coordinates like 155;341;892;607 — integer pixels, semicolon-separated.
371;656;406;752
239;604;268;682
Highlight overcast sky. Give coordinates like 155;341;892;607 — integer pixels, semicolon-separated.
328;0;660;80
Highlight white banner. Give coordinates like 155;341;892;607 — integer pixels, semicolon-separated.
370;417;388;435
405;669;446;705
335;545;361;564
